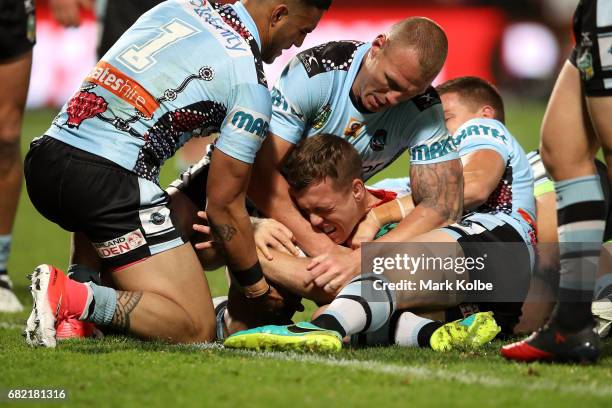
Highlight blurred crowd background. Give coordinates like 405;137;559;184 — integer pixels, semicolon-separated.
28;0;580;108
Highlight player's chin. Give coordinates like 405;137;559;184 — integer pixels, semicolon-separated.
262;51;280;64
328;230;348;245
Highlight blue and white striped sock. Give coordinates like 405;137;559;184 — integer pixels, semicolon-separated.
312;275;395;337
555;175;606;329
0;234;12;273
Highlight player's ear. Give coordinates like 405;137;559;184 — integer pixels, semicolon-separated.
481;105;496;119
270;4;289;26
353;179;366;201
371;34;387;55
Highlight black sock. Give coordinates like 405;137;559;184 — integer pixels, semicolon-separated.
311;314;347;337
554;288;594;331
417;321;443;348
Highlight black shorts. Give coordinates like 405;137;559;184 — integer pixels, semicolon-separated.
569;0;612;96
0;0;35;61
24;136;185;270
443;214;533;335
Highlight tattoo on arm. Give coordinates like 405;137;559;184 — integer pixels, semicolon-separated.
111;291;143;331
211;223;237;242
410;160;463;222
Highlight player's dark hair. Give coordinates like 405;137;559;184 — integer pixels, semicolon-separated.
283;134;363;191
387;17;447;82
436;76;505;123
298;0;332;9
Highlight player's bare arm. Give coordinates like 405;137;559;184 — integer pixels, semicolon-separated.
207;149;270;298
375;159;463;243
352;149;501;246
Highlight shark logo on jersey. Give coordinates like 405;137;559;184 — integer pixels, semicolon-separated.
228;107;269;139
370;129;387;151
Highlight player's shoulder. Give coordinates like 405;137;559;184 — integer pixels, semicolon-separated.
409;86;442;112
295;40;365;78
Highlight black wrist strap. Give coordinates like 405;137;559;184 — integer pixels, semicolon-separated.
231;262;264;287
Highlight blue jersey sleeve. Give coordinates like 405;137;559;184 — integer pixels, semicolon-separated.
408;104;459;165
216;80;271;164
268;58;329;144
454;118;511;162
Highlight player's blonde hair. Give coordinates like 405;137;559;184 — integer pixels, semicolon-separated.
386;17;448;82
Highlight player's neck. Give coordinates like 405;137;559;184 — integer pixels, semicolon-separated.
364;190;380;211
242;0;272;50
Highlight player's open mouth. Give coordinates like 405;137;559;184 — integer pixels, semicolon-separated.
322;225;336;234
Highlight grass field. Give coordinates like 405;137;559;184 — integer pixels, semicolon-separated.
2;105;612;407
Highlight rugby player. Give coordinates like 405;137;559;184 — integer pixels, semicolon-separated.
23;0;329;347
368;151;612;335
502;0;612;363
223;77;535;351
168;16;464;333
247;17;464;288
0;0;36;312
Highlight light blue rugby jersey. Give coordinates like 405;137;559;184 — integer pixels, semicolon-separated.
46;0;270;184
269;41;458;180
373;118;536;243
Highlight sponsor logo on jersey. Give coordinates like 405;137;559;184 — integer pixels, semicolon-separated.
410;135;457;162
412;87;441;112
370;129;387;151
85;61;160;118
93;229;147;258
454;124;508;144
228;107;269;139
271;88;301;118
298;51;320;75
344;118;365;138
183;0;250;56
312;104;332;130
581;32;592;47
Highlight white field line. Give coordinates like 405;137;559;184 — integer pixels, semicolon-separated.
213;348;612;398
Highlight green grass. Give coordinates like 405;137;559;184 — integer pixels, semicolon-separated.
3;105;612;407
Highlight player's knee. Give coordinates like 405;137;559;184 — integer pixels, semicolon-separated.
185;314;216;343
0;130;21;158
539;141;559;172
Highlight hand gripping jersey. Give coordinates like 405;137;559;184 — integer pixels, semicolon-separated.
269;41;458;180
45;0;270;184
